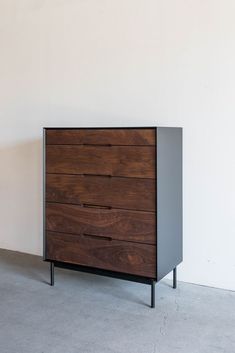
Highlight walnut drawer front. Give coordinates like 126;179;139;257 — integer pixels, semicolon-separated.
46;145;155;179
46;174;155;212
46;128;155;146
46;203;156;245
44;128;157;280
46;231;156;278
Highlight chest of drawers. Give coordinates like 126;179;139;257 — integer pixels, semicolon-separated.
43;127;182;307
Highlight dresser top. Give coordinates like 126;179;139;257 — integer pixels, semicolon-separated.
44;126;182;130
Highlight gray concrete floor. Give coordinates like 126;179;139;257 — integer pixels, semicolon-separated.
0;249;234;353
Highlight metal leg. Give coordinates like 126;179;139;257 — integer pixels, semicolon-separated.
151;281;155;308
50;262;54;286
173;267;177;289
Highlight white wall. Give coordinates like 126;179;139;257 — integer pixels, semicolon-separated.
0;0;235;291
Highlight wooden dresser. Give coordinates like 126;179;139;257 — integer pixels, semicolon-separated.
43;127;182;307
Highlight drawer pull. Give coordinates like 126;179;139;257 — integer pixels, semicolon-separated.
83;174;112;178
82;203;112;209
83;143;112;147
83;233;112;241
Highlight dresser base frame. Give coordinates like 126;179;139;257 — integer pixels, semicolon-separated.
48;260;177;308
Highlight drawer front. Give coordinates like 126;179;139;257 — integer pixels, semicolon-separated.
46;145;155;179
46;203;156;244
46;174;155;212
46;128;155;146
46;231;156;278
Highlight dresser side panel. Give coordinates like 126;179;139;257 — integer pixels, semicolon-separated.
156;127;183;281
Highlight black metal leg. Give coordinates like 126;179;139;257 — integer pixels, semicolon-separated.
151;281;155;308
173;267;177;289
50;262;54;286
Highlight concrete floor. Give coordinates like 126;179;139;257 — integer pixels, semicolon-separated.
0;249;234;353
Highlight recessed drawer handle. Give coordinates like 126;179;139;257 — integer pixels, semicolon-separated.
83;233;112;241
83;174;112;177
83;143;112;147
82;203;112;209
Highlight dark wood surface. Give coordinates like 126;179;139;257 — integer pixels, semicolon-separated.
46;128;155;146
46;231;156;278
45;128;158;279
46;202;156;244
46;145;155;178
46;174;155;211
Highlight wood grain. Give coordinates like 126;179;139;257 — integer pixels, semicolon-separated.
46;231;156;278
46;202;156;244
46;145;155;178
46;174;155;211
46;128;155;146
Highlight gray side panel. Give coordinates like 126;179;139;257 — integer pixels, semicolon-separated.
43;128;46;260
156;127;183;281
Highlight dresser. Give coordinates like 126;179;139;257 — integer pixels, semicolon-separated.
43;127;182;307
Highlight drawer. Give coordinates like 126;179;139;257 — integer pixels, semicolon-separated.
46;174;155;212
46;128;155;146
46;231;156;278
46;203;156;244
46;145;155;179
